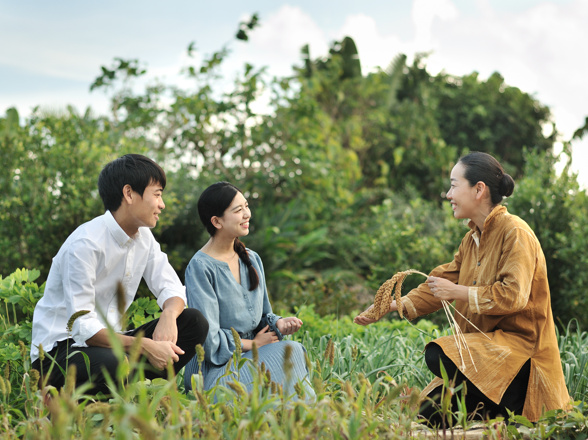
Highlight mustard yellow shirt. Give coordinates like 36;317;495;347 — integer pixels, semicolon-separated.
403;205;570;422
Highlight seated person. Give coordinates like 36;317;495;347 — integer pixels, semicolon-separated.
355;152;569;425
183;182;315;399
31;154;209;394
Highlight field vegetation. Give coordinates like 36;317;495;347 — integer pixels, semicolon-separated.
2;269;588;439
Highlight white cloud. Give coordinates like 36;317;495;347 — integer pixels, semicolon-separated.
3;1;586;186
424;0;588;185
323;0;588;187
412;0;459;50
333;14;406;72
227;6;329;78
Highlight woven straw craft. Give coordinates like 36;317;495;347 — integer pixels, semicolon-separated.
359;269;428;321
359;269;490;372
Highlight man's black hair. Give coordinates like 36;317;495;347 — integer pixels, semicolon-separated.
98;154;167;212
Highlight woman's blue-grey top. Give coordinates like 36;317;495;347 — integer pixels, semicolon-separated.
184;249;283;366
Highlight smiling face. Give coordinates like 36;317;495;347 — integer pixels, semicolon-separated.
446;163;479;220
212;191;251;238
128;182;165;229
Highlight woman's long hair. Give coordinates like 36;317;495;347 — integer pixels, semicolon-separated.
197;182;259;291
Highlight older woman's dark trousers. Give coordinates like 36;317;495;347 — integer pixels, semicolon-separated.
32;308;208;395
419;342;531;426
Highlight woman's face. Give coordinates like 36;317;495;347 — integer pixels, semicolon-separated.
215;191;251;237
446;163;478;219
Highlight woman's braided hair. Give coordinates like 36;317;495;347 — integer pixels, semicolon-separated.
197;182;259;291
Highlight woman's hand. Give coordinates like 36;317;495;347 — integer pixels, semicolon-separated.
354;301;399;326
427;277;469;302
276;317;303;336
252;325;279;348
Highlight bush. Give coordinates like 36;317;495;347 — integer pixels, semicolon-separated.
507;147;588;328
2;268;588;438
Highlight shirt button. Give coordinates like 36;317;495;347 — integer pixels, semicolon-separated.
477;262;481;266
473;281;477;285
249;308;252;311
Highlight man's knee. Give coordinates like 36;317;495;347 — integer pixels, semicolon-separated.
178;308;209;341
79;347;120;382
47;346;120;392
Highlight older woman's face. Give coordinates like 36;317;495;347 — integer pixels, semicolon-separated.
446;163;477;219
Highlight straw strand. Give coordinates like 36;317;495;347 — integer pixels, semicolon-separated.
360;269;488;372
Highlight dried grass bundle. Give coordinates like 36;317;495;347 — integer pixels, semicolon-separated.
359;269;490;372
359;269;428;321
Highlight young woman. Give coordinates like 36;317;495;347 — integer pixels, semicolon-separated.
355;152;569;424
183;182;315;399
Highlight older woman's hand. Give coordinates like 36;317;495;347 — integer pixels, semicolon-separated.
427;277;469;302
354;301;400;326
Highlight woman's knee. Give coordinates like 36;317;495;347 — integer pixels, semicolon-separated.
281;340;306;356
424;343;444;377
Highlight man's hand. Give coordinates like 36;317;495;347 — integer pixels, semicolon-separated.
153;297;185;344
152;312;178;344
276;317;303;336
142;338;185;370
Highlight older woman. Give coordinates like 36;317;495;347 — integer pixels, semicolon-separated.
355;152;569;424
183;182;315;400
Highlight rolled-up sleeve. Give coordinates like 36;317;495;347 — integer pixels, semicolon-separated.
185;259;235;366
62;239;106;346
404;238;463;320
143;233;187;309
468;227;536;315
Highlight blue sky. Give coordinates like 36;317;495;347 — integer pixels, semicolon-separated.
1;0;587;184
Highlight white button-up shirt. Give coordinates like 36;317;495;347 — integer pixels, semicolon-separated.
30;211;187;362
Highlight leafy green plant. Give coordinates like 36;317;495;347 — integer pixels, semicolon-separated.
3;267;588;438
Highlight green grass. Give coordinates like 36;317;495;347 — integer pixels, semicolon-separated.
2;305;588;439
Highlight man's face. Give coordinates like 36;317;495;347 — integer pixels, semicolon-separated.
129;182;165;229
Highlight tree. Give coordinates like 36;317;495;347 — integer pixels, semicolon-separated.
433;71;554;176
0;107;146;276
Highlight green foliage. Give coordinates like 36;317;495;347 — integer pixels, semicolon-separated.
1;268;588;438
0;269;43;353
235;13;260;41
433;71;553;177
292;304;438;341
507;146;588;326
0;107;148;277
0;19;585;331
89;58;146;91
125;297;162;329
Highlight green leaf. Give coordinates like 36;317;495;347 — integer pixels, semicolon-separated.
511;414;534;428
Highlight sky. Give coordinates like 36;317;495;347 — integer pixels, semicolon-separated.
1;0;587;186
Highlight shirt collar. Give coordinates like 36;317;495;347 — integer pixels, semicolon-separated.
103;211;140;247
468;205;508;235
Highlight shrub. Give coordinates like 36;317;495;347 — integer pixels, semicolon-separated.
507;147;588;328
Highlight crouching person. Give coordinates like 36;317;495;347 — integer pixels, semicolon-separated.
30;154;208;395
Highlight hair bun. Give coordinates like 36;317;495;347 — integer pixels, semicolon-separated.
499;173;515;198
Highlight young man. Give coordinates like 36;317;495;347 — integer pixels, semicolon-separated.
31;154;208;394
